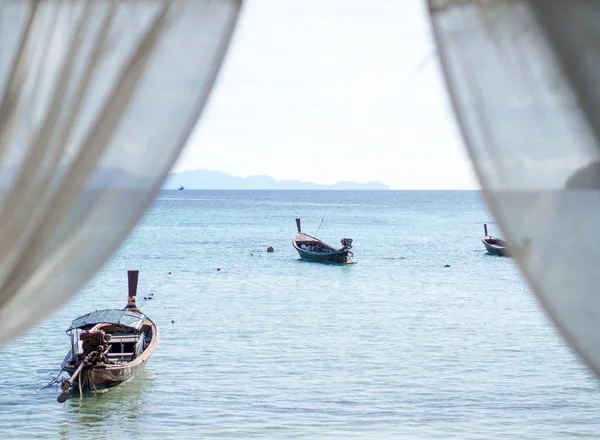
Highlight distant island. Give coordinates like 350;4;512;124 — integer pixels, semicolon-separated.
163;169;390;190
565;160;600;190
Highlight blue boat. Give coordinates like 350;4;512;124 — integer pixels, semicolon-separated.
292;218;355;264
482;224;509;256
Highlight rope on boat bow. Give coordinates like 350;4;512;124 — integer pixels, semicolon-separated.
35;370;63;393
78;372;83;402
57;344;111;402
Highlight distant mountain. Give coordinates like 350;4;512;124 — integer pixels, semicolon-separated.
163;169;390;190
0;166;389;190
565;160;600;190
0;165;151;189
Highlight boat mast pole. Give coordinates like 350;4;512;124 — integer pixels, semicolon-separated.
315;217;324;238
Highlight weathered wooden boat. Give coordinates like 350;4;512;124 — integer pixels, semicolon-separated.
292;218;355;264
482;224;509;256
57;270;159;402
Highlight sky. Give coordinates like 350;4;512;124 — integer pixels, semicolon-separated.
173;0;480;190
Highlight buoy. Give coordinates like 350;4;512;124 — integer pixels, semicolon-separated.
171;320;175;324
168;271;172;275
267;246;274;253
217;268;221;271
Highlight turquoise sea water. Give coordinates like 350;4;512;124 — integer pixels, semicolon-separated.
1;190;599;439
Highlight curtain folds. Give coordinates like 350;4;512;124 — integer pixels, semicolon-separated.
0;0;242;343
429;0;600;376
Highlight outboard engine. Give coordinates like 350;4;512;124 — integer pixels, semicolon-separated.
80;330;109;355
341;238;353;250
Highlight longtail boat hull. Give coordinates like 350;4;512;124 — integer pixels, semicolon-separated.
58;270;159;400
482;224;509;256
63;319;159;389
292;218;355;264
482;238;509;256
294;246;355;264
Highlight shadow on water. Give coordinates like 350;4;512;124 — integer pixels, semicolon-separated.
57;369;153;440
482;252;510;258
295;258;358;266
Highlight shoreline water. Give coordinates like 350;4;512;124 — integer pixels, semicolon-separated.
0;190;597;439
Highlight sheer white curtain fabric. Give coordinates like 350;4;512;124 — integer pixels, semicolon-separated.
429;0;600;376
0;0;241;343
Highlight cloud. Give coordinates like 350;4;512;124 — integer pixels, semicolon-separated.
174;0;477;190
350;71;383;100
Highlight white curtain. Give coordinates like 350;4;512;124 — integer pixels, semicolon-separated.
0;0;241;343
428;0;600;376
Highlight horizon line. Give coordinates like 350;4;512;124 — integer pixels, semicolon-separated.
160;188;481;191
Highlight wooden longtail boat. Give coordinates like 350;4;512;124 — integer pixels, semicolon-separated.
57;270;159;402
482;224;509;256
292;218;355;264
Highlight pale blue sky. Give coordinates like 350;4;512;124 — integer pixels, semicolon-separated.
173;0;479;190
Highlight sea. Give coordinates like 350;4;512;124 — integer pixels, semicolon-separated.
0;190;599;440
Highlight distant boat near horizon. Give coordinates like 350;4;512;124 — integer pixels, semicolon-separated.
178;186;184;190
292;218;355;264
482;224;509;256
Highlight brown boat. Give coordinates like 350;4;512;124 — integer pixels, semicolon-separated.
57;270;159;402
